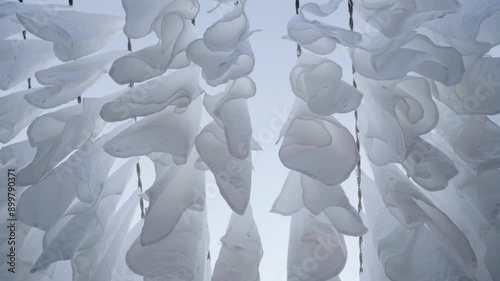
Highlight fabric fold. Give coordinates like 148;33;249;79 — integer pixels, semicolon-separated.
102;64;203;122
401;137;458;191
0;39;55;90
371;164;477;273
203;76;257;159
110;15;196;85
358;76;439;166
353;0;460;39
287;209;347;281
423;0;500;55
290;55;362;115
212;206;263;281
187;39;255;87
16;10;124;61
203;1;257;52
434;102;500;175
71;189;139;281
195;121;252;215
271;170;367;237
141;151;205;246
0;88;43;143
30;159;137;272
17;95;116;186
104;97;202;165
362;171;478;281
352;34;464;86
122;0;199;39
278;99;358;186
126;209;205;281
285;0;362;55
25;51;127;109
433;56;500;115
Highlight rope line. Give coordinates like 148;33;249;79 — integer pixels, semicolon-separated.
348;0;363;274
127;38;134;88
24;29;31;89
295;0;302;57
19;1;31;89
136;162;145;219
131;15;200;219
70;0;80;103
125;37;145;219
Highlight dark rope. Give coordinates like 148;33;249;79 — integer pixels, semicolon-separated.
24;26;30;90
127;38;134;88
295;0;302;57
19;1;31;89
348;0;363;274
125;37;144;218
130;8;198;220
70;0;80;103
136;162;145;219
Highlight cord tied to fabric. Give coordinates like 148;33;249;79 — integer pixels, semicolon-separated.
348;0;363;274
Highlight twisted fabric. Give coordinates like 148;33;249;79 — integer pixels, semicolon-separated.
348;0;363;274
